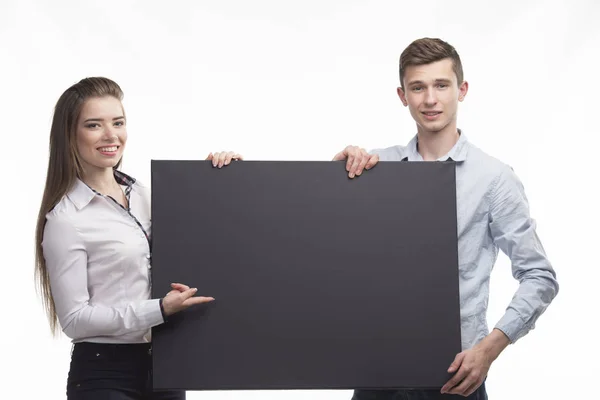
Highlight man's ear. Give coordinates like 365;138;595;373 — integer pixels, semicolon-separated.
397;87;408;107
458;81;469;102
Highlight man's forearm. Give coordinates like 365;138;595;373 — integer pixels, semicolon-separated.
477;328;510;361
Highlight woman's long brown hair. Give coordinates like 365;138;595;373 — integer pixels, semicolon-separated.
35;77;124;335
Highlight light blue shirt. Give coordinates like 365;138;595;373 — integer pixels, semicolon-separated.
370;132;559;350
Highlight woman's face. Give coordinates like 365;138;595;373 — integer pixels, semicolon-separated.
76;96;127;174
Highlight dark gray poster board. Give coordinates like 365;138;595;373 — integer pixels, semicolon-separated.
150;160;460;391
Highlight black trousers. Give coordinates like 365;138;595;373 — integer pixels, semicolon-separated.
351;382;488;400
66;342;185;400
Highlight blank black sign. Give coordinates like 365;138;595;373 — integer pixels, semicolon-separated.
150;160;460;391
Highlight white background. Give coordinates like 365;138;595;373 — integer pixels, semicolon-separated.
1;0;598;398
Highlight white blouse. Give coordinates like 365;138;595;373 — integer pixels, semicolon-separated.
42;171;164;343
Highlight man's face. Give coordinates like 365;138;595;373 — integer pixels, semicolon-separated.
398;58;468;135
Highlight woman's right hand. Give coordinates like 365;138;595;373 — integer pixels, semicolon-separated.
162;283;214;317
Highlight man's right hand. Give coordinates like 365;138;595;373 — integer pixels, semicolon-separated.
332;145;380;178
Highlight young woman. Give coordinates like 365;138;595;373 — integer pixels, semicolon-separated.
35;77;241;399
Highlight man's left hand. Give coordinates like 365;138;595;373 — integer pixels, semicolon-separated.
441;328;510;396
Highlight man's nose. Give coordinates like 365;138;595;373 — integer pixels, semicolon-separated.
425;89;437;105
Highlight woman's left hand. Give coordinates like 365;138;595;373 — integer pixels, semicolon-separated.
206;151;243;168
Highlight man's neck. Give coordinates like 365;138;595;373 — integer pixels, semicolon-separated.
416;123;460;161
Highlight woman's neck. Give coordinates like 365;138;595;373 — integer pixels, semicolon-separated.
80;167;118;194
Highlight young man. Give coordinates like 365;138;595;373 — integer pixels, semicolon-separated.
333;38;559;399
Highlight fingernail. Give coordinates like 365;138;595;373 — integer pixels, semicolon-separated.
192;288;198;292
349;173;355;178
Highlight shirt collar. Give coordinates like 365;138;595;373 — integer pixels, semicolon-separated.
401;129;469;162
67;170;136;211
